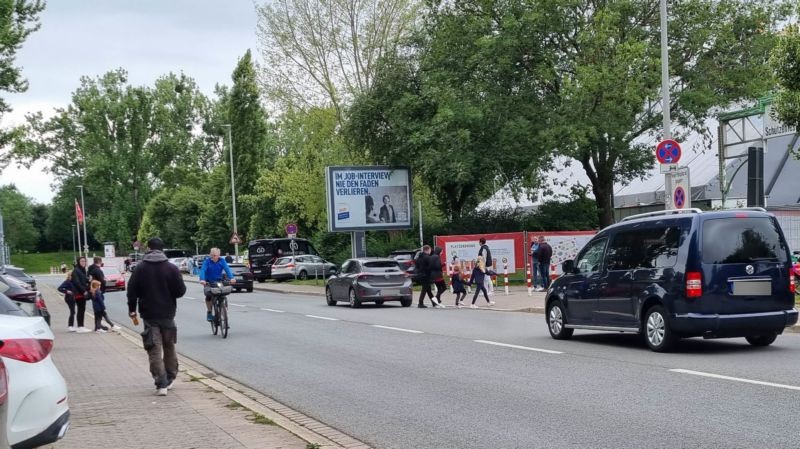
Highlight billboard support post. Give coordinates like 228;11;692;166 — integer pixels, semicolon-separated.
418;200;423;247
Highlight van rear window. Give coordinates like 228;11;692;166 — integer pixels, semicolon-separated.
702;217;788;264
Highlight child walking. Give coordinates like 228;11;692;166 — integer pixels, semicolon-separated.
467;256;495;309
90;280;120;333
451;265;467;307
57;273;77;331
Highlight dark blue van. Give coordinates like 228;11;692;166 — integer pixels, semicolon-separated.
545;208;799;352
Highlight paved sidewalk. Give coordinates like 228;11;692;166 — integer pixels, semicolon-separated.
41;285;314;449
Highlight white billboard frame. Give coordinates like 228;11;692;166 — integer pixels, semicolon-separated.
325;166;413;232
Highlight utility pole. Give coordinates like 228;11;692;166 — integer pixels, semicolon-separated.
0;207;6;271
659;0;670;141
222;124;239;258
78;185;89;258
71;224;77;263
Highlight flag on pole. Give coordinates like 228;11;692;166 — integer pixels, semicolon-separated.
75;199;84;224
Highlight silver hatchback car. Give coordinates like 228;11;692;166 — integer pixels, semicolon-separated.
271;255;338;281
325;258;413;308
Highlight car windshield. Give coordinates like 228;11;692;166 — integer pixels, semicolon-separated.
5;268;28;278
702;217;789;264
229;265;248;274
363;261;402;272
275;257;292;265
392;254;413;261
101;267;121;275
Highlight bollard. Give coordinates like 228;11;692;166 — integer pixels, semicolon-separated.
526;267;532;296
503;263;509;295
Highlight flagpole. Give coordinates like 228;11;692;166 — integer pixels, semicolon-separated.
75;200;82;264
78;185;89;259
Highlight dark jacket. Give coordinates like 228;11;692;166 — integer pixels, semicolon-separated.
91;289;106;313
127;250;187;320
413;251;431;282
71;265;89;298
57;279;74;301
451;273;466;293
429;248;444;281
538;242;553;265
478;244;493;268
379;205;396;223
88;263;106;292
468;266;486;286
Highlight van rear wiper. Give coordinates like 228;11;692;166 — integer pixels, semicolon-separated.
749;257;779;262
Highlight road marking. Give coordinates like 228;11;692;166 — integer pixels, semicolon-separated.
371;325;424;334
305;315;339;321
230;303;245;307
260;308;285;313
669;369;800;391
183;296;197;300
474;340;563;354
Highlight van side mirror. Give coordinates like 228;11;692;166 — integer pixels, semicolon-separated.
562;260;575;274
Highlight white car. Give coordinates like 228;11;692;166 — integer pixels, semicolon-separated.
0;314;69;448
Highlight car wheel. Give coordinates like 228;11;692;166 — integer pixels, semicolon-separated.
745;333;778;347
546;300;573;340
400;297;412;307
375;300;384;307
349;289;361;308
326;287;337;306
643;305;677;352
246;286;253;293
298;270;308;280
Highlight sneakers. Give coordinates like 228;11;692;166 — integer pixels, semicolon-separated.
167;379;175;390
156;388;168;396
67;326;76;332
418;304;428;308
76;327;92;333
437;303;447;309
206;311;213;322
456;304;463;308
111;325;122;331
488;301;496;306
469;304;478;309
95;329;107;333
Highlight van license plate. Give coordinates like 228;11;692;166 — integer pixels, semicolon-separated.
730;280;771;296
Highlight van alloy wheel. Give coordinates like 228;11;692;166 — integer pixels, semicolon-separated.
549;306;563;335
646;312;665;347
643;305;676;352
546;300;573;340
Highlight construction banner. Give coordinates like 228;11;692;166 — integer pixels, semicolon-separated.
527;231;597;277
434;232;526;274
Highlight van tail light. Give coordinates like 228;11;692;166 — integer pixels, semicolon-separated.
0;338;54;363
686;271;702;298
790;272;796;294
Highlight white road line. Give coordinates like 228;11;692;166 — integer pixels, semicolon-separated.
183;296;197;300
305;315;339;321
260;308;285;313
230;303;246;307
669;369;800;391
474;340;563;355
371;325;424;334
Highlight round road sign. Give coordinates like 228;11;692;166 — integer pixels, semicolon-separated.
673;186;686;209
656;139;682;164
285;222;298;236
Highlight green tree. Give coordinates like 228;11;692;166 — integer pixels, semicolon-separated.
771;23;800;128
0;0;44;151
0;184;37;251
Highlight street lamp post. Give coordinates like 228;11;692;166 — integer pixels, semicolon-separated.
221;124;239;258
71;224;77;263
78;185;89;259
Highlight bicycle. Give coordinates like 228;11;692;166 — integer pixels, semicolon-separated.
206;281;233;338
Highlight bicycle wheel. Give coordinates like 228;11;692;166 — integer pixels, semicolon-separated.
220;298;229;339
211;300;219;335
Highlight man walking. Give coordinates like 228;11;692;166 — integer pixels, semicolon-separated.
478;238;494;295
414;246;438;308
87;256;106;293
127;237;187;396
537;236;553;291
530;237;541;291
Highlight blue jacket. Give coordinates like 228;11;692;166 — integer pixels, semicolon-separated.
91;290;106;313
452;273;466;293
199;257;235;282
57;279;74;300
468;267;486;286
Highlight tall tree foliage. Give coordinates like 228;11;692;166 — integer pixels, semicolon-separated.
256;0;420;124
771;22;800;129
0;184;37;251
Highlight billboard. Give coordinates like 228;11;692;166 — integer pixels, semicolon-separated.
325;166;412;232
434;232;526;273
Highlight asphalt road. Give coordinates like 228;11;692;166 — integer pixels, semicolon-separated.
44;277;800;449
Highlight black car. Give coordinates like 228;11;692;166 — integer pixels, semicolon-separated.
545;208;798;352
0;274;50;325
2;266;35;290
248;238;320;282
228;263;254;293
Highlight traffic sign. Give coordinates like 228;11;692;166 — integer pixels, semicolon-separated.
229;233;242;245
656;139;682;164
285;222;298;236
665;167;691;210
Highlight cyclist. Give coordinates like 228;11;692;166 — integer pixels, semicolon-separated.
199;247;236;322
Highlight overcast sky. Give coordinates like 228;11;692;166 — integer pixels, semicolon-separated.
1;0;260;203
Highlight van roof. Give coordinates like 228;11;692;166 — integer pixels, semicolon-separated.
609;207;773;231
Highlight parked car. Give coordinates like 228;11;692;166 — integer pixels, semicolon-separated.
545;208;799;352
127;252;144;272
0;275;50;325
0;293;25;448
325;258;413;308
388;249;420;274
227;263;254;293
0;314;69;448
271;255;338;281
248;238;320;282
1;266;35;290
100;266;126;291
